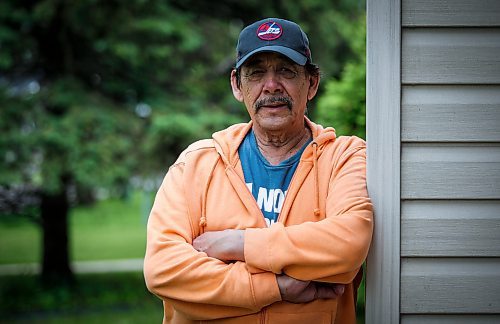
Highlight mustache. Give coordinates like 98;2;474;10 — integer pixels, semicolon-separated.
254;96;293;111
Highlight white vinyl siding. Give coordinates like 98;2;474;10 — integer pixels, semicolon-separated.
399;0;500;323
402;29;500;84
367;0;500;323
402;85;500;142
401;200;500;257
402;0;500;27
401;315;500;324
401;144;500;199
400;258;500;313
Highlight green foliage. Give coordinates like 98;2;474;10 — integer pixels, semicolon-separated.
144;111;242;170
316;14;366;138
281;1;366;80
0;272;160;321
0;0;247;198
0;0;367;194
1;79;140;195
0;95;36;186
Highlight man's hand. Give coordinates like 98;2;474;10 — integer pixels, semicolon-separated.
193;229;245;262
277;274;345;304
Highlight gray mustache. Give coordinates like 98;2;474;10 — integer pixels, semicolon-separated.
255;96;293;110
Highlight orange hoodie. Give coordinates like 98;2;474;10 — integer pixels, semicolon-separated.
144;118;373;323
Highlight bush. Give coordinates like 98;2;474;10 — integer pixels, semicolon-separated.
0;272;161;322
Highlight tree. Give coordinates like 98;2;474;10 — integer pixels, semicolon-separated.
316;13;367;138
1;81;141;283
0;0;202;283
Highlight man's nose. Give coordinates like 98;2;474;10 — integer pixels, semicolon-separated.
262;71;283;94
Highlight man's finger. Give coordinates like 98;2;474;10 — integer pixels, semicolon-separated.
334;284;345;296
315;284;345;299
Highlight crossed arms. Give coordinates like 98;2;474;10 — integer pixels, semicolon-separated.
193;229;345;303
144;138;373;320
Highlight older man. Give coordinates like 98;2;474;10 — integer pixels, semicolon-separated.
144;18;373;323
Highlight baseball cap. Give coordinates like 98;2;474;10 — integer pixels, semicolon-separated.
235;18;312;69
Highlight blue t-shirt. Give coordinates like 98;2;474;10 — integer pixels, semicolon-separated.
238;130;311;227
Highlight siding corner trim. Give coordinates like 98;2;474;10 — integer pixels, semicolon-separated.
366;0;401;323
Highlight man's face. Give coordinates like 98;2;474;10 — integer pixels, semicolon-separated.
231;52;319;133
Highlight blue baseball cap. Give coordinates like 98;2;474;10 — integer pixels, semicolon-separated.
235;18;312;69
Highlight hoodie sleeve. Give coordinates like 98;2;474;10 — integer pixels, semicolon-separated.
244;137;373;284
144;160;281;320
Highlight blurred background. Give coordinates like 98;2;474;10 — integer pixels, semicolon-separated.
0;0;366;322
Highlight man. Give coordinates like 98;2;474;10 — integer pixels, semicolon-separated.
144;18;373;323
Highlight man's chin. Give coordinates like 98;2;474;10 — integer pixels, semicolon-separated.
254;114;295;131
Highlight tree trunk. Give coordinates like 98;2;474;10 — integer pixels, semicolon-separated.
40;186;74;285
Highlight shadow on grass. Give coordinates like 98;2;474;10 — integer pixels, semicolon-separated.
0;271;162;323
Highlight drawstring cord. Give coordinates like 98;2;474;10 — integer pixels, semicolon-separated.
198;139;321;231
312;142;321;217
199;158;219;233
199;216;207;228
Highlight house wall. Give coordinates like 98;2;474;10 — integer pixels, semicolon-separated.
367;0;500;323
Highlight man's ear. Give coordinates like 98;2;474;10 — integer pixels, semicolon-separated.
307;73;320;101
230;69;244;102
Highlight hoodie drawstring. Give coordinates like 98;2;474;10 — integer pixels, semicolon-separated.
199;138;322;232
199;158;219;233
312;142;321;217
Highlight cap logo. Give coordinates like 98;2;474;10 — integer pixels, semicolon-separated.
256;21;282;40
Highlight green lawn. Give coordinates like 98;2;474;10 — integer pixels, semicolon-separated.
0;191;153;264
0;193;162;322
70;192;151;261
0;222;41;264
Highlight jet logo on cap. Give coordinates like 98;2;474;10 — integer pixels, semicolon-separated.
257;21;282;40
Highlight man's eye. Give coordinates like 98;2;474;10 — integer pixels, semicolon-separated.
246;70;265;81
278;68;297;79
249;70;265;76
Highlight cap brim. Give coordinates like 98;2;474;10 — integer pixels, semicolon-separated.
235;46;308;69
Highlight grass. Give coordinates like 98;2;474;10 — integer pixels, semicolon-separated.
0;191;153;264
70;193;149;261
0;271;162;323
0;193;161;323
0;221;40;264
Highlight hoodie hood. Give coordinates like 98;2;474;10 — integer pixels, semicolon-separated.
211;117;337;221
211;116;337;166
